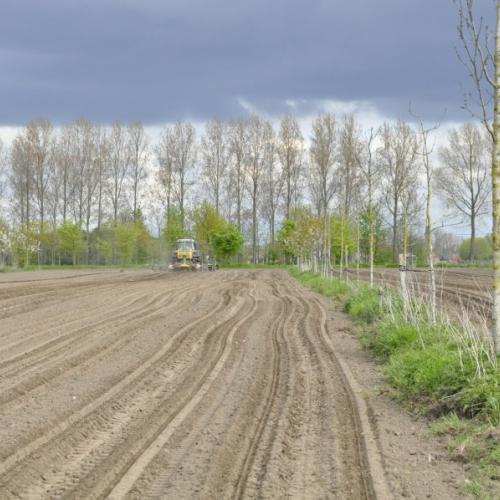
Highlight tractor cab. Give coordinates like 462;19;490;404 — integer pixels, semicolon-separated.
169;238;202;270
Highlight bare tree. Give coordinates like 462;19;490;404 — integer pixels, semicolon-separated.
201;119;229;214
378;121;419;263
309;113;338;218
54;125;76;224
27;119;53;233
95;127;109;232
68;119;97;228
0;139;7;218
338;115;364;276
411;108;441;323
228;119;248;230
338;114;362;219
156;125;175;216
246;115;272;263
127;122;149;221
277;115;303;219
10;133;34;265
0;139;5;195
309;113;338;276
107;122;130;224
172;121;196;227
436;124;491;261
358;128;380;287
455;0;500;353
261;125;283;248
456;0;495;136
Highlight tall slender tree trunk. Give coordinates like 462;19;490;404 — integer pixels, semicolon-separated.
25;178;31;268
401;205;409;320
369;207;375;288
469;213;476;261
492;0;500;355
252;186;257;263
426;169;437;324
286;180;291;220
180;177;185;228
356;219;360;282
339;219;344;279
392;196;398;264
97;175;102;232
63;174;68;224
426;185;436;323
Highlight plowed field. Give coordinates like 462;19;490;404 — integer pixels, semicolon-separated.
0;269;465;499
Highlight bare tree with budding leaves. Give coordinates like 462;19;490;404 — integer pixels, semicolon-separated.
455;0;500;353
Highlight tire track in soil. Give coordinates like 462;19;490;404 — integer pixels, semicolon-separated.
128;279;283;499
11;283;251;500
0;286;198;410
0;287;167;364
0;275;168;343
0;286;143;348
235;278;335;500
308;290;391;499
0;285;187;394
0;271;167;320
0;280;234;481
279;276;390;499
0;273;216;363
0;273;162;336
103;283;259;500
231;283;289;500
0;276;216;384
0;271;178;337
249;280;319;499
281;281;363;496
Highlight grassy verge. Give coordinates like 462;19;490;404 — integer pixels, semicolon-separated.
289;267;499;499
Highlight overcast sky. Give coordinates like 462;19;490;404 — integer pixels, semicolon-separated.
0;0;495;127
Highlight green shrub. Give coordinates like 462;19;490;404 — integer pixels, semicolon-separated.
344;287;380;323
364;323;420;360
386;344;474;399
461;372;500;424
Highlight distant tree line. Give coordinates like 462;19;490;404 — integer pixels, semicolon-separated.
0;115;492;268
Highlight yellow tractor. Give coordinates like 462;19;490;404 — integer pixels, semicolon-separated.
168;238;203;271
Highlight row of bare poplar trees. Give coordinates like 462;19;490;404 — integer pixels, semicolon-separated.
0;113;491;267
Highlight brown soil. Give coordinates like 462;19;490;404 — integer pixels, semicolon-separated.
0;269;470;499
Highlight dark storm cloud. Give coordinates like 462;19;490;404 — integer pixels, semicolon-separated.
0;0;495;125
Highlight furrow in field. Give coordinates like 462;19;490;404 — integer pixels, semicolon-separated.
3;281;254;499
102;283;258;499
0;280;233;482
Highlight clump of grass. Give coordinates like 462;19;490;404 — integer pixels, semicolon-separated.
460;371;500;423
362;323;424;360
344;286;381;323
386;344;476;405
289;268;351;298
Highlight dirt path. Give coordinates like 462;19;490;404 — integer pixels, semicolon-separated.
0;269;468;499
